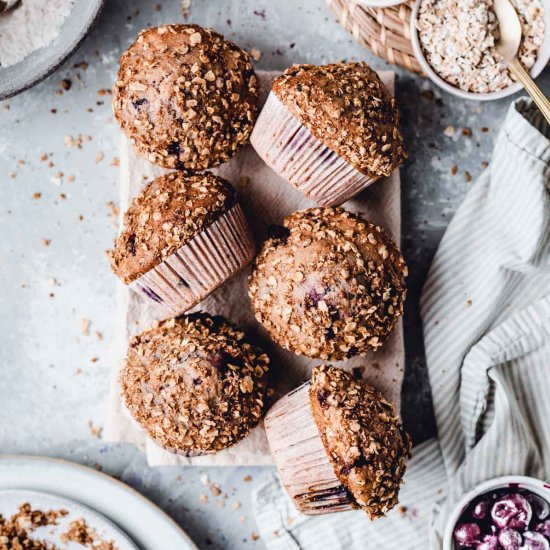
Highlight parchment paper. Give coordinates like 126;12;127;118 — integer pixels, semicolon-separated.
104;70;404;466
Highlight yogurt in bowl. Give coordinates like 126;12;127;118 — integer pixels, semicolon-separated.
444;476;550;549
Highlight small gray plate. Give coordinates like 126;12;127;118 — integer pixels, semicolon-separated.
0;0;104;100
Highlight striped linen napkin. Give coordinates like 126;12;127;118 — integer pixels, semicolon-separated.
251;98;550;549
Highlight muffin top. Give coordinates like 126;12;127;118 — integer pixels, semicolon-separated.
113;24;259;170
109;171;235;284
309;365;411;518
271;62;406;180
248;207;407;361
120;313;271;454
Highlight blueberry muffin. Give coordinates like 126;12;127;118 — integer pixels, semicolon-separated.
113;24;259;170
265;365;411;516
249;207;407;360
250;62;406;206
109;171;254;315
120;313;271;455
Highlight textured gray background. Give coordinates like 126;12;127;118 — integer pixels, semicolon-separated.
0;1;548;548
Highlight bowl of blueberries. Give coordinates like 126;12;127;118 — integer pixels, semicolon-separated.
444;476;550;550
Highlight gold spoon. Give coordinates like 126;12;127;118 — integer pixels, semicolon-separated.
493;0;550;123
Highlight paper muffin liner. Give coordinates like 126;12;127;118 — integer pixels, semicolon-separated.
264;382;355;515
129;204;255;316
250;92;376;207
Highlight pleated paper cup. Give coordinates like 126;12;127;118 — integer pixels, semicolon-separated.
264;382;355;515
250;92;375;207
129;204;255;316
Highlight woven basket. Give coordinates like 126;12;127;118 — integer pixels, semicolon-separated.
327;0;424;76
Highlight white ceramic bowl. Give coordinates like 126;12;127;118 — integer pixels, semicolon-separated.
443;475;550;550
410;0;550;101
355;0;408;7
0;0;104;100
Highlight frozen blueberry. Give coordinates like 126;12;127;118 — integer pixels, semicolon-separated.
522;532;550;550
472;499;490;520
535;520;550;538
527;494;550;521
476;534;499;550
498;529;522;550
454;523;481;547
492;493;533;530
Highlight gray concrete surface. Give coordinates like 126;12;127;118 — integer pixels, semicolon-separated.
0;1;548;548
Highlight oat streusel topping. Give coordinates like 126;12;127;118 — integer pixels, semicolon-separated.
310;365;411;519
109;171;235;284
120;313;271;454
0;503;68;550
113;24;259;170
248;208;407;361
271;62;406;180
60;518;116;550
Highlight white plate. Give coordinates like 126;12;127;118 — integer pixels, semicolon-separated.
0;490;138;549
0;455;197;550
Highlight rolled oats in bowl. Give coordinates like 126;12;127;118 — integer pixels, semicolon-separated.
416;0;545;93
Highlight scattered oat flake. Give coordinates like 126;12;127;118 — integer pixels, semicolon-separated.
111;157;120;167
88;420;102;438
41;238;51;246
47;277;57;287
200;473;210;486
251;532;260;541
60;78;72;91
450;164;458;175
464;171;472;182
81;318;91;336
443;125;455;137
106;201;120;225
250;48;262;61
95;151;105;163
0;503;68;548
199;493;209;504
231;501;241;510
181;0;191;18
65;134;92;149
462;127;473;137
244;475;253;482
33;192;42;199
210;483;222;496
61;517;116;550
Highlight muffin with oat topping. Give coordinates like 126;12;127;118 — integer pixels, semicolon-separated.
248;207;407;361
265;365;411;516
121;313;271;455
109;171;255;315
250;62;406;207
113;24;259;170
